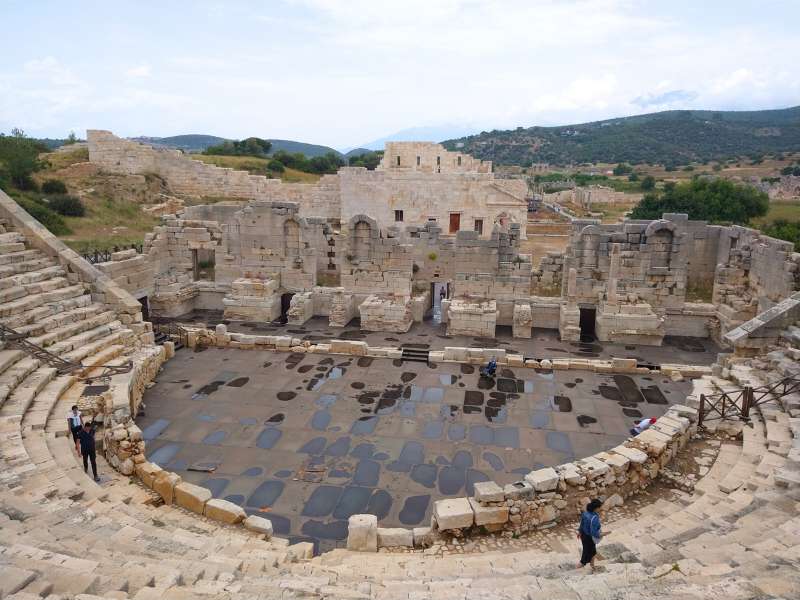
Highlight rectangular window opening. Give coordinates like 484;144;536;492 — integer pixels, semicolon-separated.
416;156;420;166
474;218;483;235
394;210;404;222
457;156;462;166
396;156;401;166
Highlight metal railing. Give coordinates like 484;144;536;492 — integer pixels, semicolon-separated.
152;321;189;348
81;244;143;264
0;323;132;377
698;374;800;426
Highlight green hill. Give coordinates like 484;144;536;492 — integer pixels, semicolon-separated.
131;135;341;157
266;139;340;158
442;106;800;166
131;135;226;152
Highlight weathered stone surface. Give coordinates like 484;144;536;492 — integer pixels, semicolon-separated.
468;498;509;526
377;527;414;548
433;498;474;530
204;498;246;524
243;515;274;538
174;482;212;514
525;467;559;492
152;470;181;504
347;514;378;552
473;481;505;503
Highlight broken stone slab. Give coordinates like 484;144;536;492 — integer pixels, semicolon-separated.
152;470;181;505
174;482;212;514
468;498;509;526
347;514;378;552
134;461;162;488
473;481;505;503
243;515;274;538
524;467;559;492
376;527;414;548
204;498;246;524
503;480;534;500
433;497;474;530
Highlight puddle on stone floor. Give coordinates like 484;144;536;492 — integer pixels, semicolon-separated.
266;413;285;423
576;415;597;427
553;395;573;412
399;495;430;525
256;427;282;449
227;376;249;387
277;391;297;401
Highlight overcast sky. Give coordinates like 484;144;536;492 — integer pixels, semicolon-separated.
1;0;798;149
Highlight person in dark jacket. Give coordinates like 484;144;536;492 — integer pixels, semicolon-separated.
577;498;604;570
77;421;100;482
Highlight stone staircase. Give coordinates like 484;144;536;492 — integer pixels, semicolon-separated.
1;220;799;597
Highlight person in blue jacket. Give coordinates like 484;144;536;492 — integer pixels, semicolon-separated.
577;498;604;570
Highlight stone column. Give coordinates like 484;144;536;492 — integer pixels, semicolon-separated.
607;243;621;306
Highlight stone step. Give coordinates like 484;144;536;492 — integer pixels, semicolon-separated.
0;264;65;290
28;310;116;348
0;257;54;280
0;284;87;318
0;292;93;329
14;302;107;337
0;249;46;267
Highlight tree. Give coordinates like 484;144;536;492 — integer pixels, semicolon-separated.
629;178;769;225
348;151;382;170
613;162;632;176
204;137;272;158
640;175;656;191
762;220;800;251
65;131;78;145
0;131;47;190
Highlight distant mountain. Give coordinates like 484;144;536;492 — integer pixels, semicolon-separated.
344;148;373;158
130;135;341;157
352;124;481;152
130;134;227;152
441;106;800;166
267;139;340;158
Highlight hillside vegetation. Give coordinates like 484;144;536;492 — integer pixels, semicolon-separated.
443;106;800;167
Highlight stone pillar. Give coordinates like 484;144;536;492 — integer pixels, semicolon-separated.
607;243;621;306
566;267;577;307
347;514;378;552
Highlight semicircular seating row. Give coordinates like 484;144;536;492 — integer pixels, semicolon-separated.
1;222;799;600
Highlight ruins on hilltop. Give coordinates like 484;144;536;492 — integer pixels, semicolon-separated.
86;130;800;347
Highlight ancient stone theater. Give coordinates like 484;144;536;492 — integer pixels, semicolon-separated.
0;131;798;599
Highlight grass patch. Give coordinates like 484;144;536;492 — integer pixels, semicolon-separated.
190;154;321;183
43;147;89;169
751;202;800;227
60;195;159;251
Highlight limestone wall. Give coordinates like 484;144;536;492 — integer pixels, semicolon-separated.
94;248;155;300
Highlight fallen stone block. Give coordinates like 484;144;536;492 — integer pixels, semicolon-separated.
433;498;474;530
524;467;559;492
243;515;274;538
204;498;246;524
473;481;504;503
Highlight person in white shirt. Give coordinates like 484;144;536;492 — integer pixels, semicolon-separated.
630;417;657;436
66;405;83;452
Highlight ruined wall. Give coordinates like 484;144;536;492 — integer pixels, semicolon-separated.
88;131;522;234
94;248;155;300
713;225;800;336
379;141;491;173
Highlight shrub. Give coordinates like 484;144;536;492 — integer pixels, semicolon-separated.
42;179;67;194
16;197;70;235
427;252;438;261
47;194;85;217
267;159;285;173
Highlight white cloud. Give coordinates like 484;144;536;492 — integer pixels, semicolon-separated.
125;65;152;78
